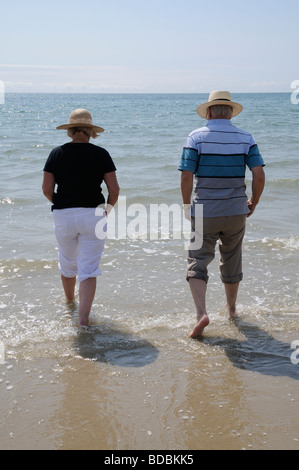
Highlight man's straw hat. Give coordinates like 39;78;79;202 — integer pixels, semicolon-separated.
196;91;243;119
56;109;104;133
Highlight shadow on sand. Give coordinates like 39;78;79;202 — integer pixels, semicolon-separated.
73;319;159;368
201;318;299;381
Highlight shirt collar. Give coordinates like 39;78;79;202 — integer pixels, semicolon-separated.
206;119;233;127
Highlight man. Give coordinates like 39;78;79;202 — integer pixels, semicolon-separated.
179;91;265;338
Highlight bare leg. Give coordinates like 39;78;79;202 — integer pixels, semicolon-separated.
188;278;210;338
78;277;97;326
225;282;239;318
61;275;76;302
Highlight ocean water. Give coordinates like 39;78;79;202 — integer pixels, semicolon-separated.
1;91;299;356
1;93;299;450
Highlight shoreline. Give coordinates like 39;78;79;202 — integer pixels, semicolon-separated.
1;318;299;451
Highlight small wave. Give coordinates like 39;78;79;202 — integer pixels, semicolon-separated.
246;235;299;251
0;197;14;205
0;258;57;270
261;236;299;251
266;178;299;185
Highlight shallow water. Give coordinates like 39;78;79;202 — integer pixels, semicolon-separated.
0;93;299;449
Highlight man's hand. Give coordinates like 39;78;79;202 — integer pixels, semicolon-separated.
247;198;256;217
247;166;265;217
183;203;192;221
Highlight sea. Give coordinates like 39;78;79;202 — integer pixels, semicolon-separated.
0;93;299;450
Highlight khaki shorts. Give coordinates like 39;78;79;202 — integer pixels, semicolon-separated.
187;215;246;284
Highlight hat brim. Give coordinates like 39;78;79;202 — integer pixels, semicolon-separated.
56;123;105;133
196;100;243;119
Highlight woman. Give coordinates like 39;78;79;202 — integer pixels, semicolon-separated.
42;109;119;326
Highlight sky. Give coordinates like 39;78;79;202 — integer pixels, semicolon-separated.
0;0;298;93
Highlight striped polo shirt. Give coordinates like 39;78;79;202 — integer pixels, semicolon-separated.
179;119;265;217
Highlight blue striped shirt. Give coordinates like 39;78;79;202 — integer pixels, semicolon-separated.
179;119;265;217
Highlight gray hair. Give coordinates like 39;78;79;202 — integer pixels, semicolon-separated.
208;104;233;119
67;127;99;139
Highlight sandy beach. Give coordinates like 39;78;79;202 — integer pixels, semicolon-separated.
1;313;299;450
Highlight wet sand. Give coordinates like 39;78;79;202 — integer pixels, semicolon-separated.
1;319;299;450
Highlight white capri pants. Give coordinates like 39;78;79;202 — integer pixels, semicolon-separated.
52;207;107;283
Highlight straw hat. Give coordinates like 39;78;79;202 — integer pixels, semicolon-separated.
56;109;105;133
196;91;243;119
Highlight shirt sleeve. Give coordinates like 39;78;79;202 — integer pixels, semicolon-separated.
245;137;265;169
102;149;117;174
178;148;199;173
43;148;59;173
178;134;199;173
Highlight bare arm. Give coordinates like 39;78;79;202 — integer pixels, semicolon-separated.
247;165;265;217
42;171;55;203
181;170;194;204
180;170;194;220
104;171;120;212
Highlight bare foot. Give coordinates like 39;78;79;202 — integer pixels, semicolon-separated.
227;304;237;319
189;313;210;339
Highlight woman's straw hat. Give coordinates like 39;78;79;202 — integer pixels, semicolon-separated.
56;109;105;133
196;91;243;118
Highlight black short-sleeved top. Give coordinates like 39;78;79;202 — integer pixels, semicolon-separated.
43;142;116;211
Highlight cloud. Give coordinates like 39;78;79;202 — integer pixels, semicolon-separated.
0;64;153;92
248;81;287;90
0;64;291;93
0;63;199;93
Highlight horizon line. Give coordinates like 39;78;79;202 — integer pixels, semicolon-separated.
3;90;290;95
